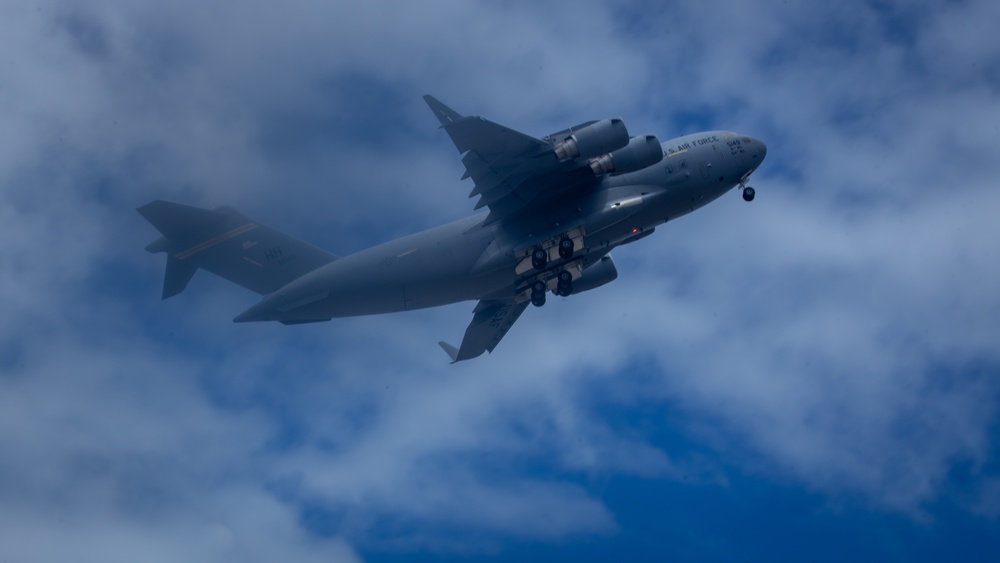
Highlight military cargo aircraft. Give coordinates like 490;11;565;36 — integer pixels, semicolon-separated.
139;96;766;362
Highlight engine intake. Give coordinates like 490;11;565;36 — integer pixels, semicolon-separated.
554;118;629;161
589;134;663;176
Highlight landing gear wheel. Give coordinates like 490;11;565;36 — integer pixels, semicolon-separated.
742;186;756;202
558;237;574;260
531;247;548;270
555;271;573;296
531;280;546;307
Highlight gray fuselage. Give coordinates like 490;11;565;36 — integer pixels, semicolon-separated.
233;131;766;323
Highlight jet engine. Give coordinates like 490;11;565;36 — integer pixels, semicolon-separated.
554;118;630;161
589;134;663;176
570;255;619;294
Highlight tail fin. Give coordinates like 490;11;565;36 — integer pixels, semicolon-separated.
137;200;338;299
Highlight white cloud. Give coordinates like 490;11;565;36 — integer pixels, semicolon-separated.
2;0;999;559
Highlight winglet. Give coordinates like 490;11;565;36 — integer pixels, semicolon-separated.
438;341;459;363
423;95;464;127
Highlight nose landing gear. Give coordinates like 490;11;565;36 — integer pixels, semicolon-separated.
739;178;756;202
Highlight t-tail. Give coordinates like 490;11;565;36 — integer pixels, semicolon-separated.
137;200;338;299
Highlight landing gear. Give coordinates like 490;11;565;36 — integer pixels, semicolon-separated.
558;237;574;260
531;280;546;307
531;293;546;307
739;177;756;202
515;228;585;277
555;270;573;296
531;247;548;270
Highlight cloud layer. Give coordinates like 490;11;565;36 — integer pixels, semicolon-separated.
2;0;998;559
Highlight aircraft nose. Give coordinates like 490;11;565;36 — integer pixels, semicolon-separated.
750;136;766;162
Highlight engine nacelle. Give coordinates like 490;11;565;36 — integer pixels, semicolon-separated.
589;134;663;176
554;118;630;161
571;255;619;295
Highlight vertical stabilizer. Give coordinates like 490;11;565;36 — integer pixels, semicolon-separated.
162;254;198;300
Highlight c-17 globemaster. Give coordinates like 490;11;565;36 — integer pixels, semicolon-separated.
139;96;766;362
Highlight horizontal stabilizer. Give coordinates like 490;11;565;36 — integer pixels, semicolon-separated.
144;237;170;254
138;200;338;298
138;201;229;244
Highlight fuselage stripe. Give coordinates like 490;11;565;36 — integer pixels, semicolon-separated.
175;223;258;259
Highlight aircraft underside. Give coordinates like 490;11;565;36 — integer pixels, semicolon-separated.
139;95;766;362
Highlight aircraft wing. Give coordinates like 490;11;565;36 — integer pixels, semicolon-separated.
424;95;594;223
439;298;529;362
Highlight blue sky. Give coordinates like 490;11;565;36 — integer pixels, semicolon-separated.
2;0;999;561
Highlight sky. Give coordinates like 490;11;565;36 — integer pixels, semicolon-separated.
1;0;999;561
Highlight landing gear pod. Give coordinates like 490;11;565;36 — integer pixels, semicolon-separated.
571;255;618;294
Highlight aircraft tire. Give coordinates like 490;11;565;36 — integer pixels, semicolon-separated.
743;186;756;202
532;248;548;270
531;293;546;307
558;237;574;260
